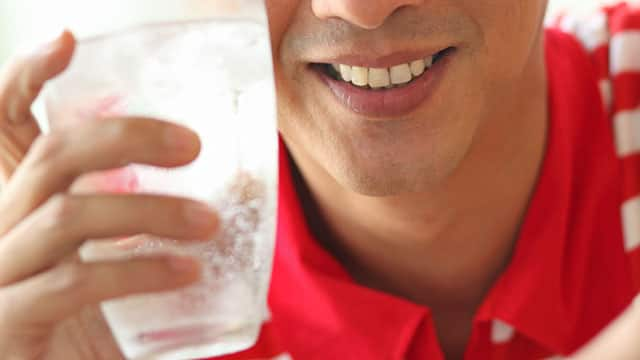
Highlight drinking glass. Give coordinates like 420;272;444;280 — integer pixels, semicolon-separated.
32;1;278;359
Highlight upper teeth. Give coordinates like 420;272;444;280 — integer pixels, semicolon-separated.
332;56;434;89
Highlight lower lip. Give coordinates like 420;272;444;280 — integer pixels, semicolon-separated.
313;51;454;119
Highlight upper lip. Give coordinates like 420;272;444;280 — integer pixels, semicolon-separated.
308;47;451;68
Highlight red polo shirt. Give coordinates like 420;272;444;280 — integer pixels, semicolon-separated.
213;4;640;359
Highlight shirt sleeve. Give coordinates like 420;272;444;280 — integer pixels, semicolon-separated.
553;2;640;293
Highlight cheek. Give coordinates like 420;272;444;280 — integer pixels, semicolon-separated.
467;1;546;79
265;0;302;128
266;0;299;60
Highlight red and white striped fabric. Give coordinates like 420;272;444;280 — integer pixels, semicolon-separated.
555;2;640;292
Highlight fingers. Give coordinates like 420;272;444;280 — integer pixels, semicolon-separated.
0;31;75;125
0;255;201;328
0;117;201;234
0;193;218;285
0;31;75;183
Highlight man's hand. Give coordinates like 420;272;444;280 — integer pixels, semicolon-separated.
0;31;219;359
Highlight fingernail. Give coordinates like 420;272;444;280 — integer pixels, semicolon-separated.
168;256;199;272
184;201;218;228
164;126;196;150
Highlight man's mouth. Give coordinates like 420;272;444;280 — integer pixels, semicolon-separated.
314;47;454;90
310;47;456;118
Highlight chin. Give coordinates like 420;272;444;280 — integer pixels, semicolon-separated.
279;98;474;198
327;155;447;197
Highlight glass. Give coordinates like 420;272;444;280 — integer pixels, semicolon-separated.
34;1;278;359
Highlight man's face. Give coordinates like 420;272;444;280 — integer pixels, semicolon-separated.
266;0;549;196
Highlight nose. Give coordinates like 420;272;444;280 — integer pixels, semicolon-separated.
311;0;424;30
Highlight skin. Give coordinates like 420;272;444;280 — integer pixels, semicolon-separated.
0;1;635;359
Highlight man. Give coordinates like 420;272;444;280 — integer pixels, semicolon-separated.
0;1;638;359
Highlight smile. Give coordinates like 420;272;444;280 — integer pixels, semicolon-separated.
311;47;456;118
323;48;451;90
